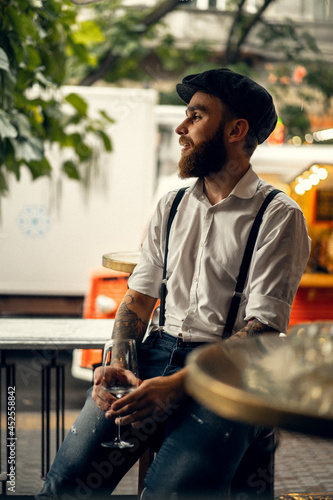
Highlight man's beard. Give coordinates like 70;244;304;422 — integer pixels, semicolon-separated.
178;123;227;179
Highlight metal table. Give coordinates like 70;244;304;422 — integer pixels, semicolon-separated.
102;251;140;274
0;318;114;487
185;332;333;439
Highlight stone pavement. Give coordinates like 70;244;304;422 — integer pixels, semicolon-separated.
1;411;333;498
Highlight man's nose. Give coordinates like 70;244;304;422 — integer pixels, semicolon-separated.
175;119;188;135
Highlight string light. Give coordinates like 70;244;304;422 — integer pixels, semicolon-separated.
295;184;306;195
292;136;302;146
293;165;328;196
318;168;328;180
313;128;333;142
302;179;312;191
309;173;320;185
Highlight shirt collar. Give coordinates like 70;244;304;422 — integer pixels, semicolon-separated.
189;179;205;200
230;165;259;200
188;165;259;202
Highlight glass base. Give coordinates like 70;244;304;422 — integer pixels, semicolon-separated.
101;440;135;449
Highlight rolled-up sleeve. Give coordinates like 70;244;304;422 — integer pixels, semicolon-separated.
244;199;311;333
128;246;163;298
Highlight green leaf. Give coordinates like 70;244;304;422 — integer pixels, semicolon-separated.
0;168;8;194
8;33;25;66
8;6;39;41
25;46;42;71
97;129;112;152
27;157;52;180
72;20;105;45
35;71;53;87
0;112;18;139
99;110;115;124
76;142;92;160
65;93;88;117
0;48;10;73
6;157;21;180
63;160;80;180
16;69;33;91
10;136;44;162
14;113;32;137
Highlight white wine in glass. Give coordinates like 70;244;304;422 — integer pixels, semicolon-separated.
101;338;139;449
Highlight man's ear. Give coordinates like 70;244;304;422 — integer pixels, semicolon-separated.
226;118;249;143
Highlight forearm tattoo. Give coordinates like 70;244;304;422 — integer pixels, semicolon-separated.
238;318;279;337
113;293;148;343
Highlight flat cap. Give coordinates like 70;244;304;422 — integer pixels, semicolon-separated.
176;68;277;144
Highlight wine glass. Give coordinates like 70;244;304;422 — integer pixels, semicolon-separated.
100;338;139;448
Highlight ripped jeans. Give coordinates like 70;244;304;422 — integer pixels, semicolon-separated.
35;332;261;500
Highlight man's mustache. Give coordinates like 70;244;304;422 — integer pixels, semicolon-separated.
179;137;194;147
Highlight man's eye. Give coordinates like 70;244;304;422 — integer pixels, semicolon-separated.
193;114;201;120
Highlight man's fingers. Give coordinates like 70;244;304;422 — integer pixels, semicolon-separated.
92;384;116;413
111;399;143;418
111;384;146;410
113;408;151;426
93;366;103;384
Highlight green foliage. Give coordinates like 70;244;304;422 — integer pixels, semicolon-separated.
257;18;320;61
67;1;211;86
305;61;333;102
280;104;311;140
0;0;113;196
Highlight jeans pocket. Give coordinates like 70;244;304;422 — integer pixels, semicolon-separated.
170;349;186;367
140;332;157;350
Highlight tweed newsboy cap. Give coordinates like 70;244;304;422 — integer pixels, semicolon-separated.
176;68;277;144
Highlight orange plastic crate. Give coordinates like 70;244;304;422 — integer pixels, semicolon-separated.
79;269;129;369
83;269;129;319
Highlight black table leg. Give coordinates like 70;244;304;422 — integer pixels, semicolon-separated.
41;357;65;479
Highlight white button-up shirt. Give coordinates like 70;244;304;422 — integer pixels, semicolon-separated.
129;167;311;342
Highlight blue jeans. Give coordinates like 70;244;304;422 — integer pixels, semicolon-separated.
36;332;261;499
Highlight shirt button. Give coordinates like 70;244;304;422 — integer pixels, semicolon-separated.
194;277;198;282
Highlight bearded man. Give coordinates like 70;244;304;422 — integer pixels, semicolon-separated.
36;68;310;500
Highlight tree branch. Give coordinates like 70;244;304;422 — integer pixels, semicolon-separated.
223;0;276;64
79;0;184;86
224;0;247;64
234;0;276;57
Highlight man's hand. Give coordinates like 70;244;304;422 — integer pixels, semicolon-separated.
103;370;187;428
92;365;142;409
92;366;117;412
92;288;157;413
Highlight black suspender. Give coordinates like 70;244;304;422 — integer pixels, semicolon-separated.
222;188;281;338
159;187;188;328
158;187;282;336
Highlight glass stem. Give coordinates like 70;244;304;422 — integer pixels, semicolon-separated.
116;419;122;443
